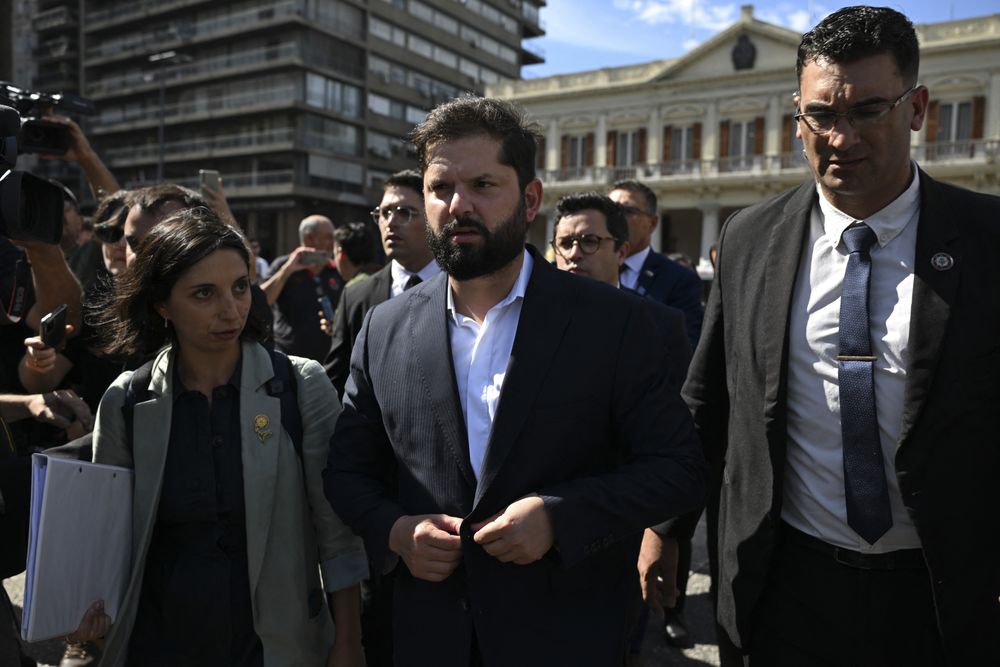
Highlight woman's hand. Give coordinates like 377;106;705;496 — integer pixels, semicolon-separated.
317;310;333;337
66;599;112;644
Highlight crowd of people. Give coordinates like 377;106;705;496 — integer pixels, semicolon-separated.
1;5;998;667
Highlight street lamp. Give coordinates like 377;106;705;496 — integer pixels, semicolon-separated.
148;49;192;182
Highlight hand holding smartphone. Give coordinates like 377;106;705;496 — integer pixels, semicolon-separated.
39;304;68;350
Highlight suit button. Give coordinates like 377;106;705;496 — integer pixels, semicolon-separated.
458;598;469;611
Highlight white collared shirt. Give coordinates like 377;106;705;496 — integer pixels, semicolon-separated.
783;168;922;552
447;250;533;482
390;259;441;298
619;246;651;291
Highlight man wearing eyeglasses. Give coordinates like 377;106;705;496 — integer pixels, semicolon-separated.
324;170;439;398
609;179;703;350
686;6;1000;665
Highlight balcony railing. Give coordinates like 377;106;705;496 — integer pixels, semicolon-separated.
33;5;76;32
125;169;296;191
85;0;213;31
93;87;299;129
84;1;307;62
918;139;997;162
86;43;302;97
103;128;297;163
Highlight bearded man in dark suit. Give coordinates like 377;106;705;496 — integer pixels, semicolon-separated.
325;96;706;667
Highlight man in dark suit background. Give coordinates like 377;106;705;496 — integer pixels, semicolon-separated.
324;96;705;667
609;179;703;349
324;170;439;397
685;6;1000;665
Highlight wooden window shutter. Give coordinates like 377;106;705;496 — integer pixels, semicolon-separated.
560;136;569;168
536;136;546;169
662;125;672;162
637;128;647;163
692;123;702;159
584;132;595;167
782;114;793;153
972;96;985;140
719;120;730;157
753;116;765;154
925;100;939;143
606;130;618;166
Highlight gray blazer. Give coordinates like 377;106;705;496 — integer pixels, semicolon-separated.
93;341;366;667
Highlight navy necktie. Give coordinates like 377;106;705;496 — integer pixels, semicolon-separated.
838;223;892;545
404;274;422;290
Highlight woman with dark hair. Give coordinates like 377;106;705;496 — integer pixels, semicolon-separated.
72;207;366;667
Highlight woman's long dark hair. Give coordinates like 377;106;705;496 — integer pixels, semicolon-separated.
94;206;266;357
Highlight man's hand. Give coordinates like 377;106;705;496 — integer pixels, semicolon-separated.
200;179;239;228
388;514;463;582
28;389;93;431
66;599;111;644
471;494;554;565
637;528;679;618
318;310;333;336
39;114;92;164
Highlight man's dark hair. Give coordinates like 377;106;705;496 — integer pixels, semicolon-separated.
554;192;629;251
411;96;541;191
333;222;375;267
384;169;424;199
127;183;206;222
796;6;919;86
49;178;78;210
610;179;657;215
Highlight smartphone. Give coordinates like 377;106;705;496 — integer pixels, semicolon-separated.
199;169;221;191
318;295;335;322
40;304;68;349
299;250;330;265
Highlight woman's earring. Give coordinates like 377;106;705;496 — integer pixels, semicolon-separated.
163;317;169;329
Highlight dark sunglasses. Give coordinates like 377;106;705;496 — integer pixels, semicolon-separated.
94;222;124;244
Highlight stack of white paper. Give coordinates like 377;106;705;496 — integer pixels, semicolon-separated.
21;454;133;643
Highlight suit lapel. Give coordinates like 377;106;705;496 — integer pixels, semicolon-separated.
898;172;959;446
473;254;577;509
409;275;477;490
635;251;659;296
764;184;815;459
130;349;174;562
239;343;282;596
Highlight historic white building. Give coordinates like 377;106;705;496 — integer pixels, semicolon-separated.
488;5;1000;269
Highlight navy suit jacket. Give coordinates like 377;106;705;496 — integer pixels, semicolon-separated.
684;171;1000;663
324;264;392;397
634;249;704;349
325;247;706;667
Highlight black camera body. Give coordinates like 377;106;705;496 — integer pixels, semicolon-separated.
0;105;65;244
0;82;96;156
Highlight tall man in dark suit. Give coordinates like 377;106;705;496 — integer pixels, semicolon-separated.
609;179;703;349
324;170;439;397
324;96;706;667
685;7;1000;665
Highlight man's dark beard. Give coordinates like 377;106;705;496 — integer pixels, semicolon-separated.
426;198;527;281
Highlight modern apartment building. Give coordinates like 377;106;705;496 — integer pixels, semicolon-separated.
73;0;544;255
491;6;1000;271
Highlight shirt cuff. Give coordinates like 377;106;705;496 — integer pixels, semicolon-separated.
320;550;369;592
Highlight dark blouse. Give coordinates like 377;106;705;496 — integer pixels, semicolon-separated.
126;360;263;667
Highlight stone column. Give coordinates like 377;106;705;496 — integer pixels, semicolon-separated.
702;101;719;174
988;73;1000;141
766;95;782;157
596;113;608;167
647;106;661;166
546;119;560;171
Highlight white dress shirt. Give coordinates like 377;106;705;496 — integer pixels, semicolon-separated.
390;259;441;297
783;169;922;552
619;246;651;291
447;250;533;482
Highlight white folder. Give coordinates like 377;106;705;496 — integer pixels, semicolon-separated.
21;453;133;643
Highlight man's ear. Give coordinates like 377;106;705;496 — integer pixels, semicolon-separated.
523;179;543;222
909;85;930;132
617;241;631;264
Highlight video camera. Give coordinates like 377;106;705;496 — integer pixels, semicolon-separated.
0;104;65;244
0;82;96;156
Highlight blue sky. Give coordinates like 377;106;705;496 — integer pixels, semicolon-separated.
523;0;999;78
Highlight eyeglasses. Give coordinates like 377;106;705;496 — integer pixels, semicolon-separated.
793;85;919;135
551;234;616;257
93;221;124;244
371;205;421;225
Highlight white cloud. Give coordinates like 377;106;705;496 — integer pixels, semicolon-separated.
757;3;832;33
542;0;669;58
612;0;738;31
683;37;701;51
